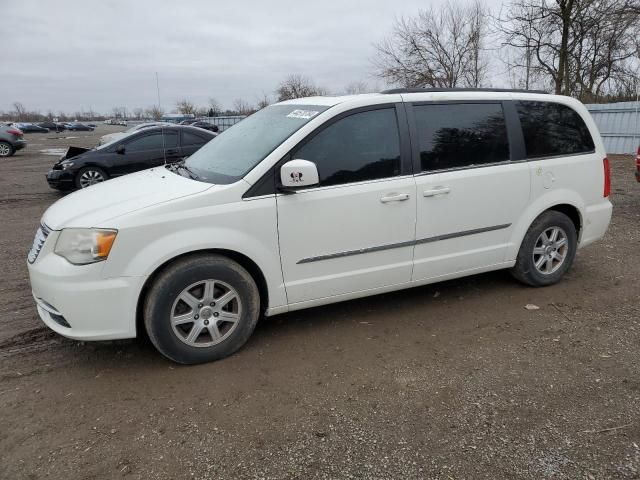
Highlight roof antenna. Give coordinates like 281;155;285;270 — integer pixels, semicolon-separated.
156;71;167;165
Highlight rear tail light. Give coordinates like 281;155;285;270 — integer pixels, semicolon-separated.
7;128;22;136
603;157;611;197
636;146;640;170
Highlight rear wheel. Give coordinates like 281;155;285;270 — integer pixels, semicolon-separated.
75;166;107;189
511;210;578;287
144;255;260;364
0;142;14;157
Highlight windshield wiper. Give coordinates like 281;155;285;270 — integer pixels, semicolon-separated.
166;160;199;180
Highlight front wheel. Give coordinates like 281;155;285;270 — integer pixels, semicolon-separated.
75;166;108;189
144;255;260;364
510;211;578;287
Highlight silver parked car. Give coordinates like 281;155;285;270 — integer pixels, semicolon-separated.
0;125;27;157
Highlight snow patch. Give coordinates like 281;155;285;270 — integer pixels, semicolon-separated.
40;148;67;156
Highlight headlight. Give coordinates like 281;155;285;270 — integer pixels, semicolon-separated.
60;161;74;170
54;228;117;265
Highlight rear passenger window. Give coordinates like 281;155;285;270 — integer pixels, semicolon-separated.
414;103;509;172
182;131;208;146
515;101;594;158
293;108;401;187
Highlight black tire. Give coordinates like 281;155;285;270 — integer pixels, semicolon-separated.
144;254;260;364
75;166;108;189
0;141;14;158
510;210;578;287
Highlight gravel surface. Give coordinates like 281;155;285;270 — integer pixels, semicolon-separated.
0;128;638;479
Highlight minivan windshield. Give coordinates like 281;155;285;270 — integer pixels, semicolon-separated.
183;104;330;184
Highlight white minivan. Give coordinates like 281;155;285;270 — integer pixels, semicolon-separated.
27;89;613;364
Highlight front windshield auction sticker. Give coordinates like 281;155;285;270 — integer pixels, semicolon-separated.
286;109;320;120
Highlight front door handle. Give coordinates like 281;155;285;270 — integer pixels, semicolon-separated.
166;148;179;155
423;186;451;197
380;193;410;203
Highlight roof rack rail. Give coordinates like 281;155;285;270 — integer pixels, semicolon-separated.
381;87;548;94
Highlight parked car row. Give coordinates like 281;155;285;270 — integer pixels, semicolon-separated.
105;119;127;126
2;122;95;133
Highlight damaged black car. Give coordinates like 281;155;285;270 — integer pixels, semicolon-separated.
46;125;216;190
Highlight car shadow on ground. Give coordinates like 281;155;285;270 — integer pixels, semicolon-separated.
2;269;523;373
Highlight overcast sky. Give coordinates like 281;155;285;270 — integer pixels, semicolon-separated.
3;0;504;114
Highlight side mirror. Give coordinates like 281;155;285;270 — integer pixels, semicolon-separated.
115;144;125;154
279;159;319;192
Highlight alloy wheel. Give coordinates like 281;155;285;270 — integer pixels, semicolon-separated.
170;279;242;347
0;143;11;157
532;226;569;275
79;170;105;188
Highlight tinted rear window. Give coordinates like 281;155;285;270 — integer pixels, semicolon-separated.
414;103;509;172
515;101;594;158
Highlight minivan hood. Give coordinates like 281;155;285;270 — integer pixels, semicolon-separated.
42;168;211;230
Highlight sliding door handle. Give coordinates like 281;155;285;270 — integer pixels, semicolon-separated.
380;193;410;203
423;186;451;197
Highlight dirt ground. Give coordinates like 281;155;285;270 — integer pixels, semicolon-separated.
0;127;638;480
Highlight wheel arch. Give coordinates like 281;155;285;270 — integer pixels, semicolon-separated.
135;248;270;338
546;203;582;236
508;191;585;262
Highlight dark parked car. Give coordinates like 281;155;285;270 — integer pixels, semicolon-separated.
191;121;219;133
47;125;216;190
0;125;26;157
38;121;66;132
15;123;49;133
66;123;94;131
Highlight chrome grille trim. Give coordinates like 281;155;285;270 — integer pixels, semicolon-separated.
27;223;51;264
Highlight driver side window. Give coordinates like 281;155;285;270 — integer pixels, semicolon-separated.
293;108;401;187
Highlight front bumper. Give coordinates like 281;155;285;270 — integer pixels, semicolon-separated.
27;230;145;341
46;169;75;189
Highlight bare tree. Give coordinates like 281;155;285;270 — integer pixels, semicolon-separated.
208;98;222;116
373;1;489;88
570;0;640;101
145;105;164;120
256;92;271;109
176;99;197;115
275;74;327;101
12;102;26;121
344;81;371;94
112;106;127;119
233;99;254;115
498;0;640;99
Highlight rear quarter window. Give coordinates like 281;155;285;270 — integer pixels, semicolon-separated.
515;101;594;158
182;131;209;146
